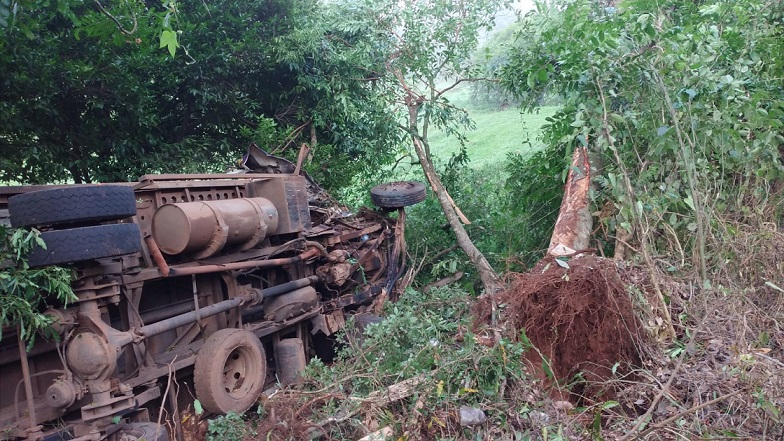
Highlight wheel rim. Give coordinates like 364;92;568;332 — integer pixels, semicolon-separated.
222;346;257;398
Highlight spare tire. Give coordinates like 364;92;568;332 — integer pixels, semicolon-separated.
9;185;137;228
27;223;142;267
370;181;427;209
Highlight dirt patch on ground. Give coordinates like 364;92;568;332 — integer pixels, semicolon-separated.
476;255;646;402
254;393;327;440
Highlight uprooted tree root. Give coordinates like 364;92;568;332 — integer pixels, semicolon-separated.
475;254;647;403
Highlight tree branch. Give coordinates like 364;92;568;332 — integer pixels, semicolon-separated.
435;77;499;100
94;0;137;35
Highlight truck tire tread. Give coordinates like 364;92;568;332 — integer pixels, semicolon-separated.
9;186;136;227
28;224;141;267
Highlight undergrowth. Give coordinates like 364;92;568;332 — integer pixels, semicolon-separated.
254;286;561;440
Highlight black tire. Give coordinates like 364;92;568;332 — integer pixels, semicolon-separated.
27;223;142;267
107;422;168;441
370;181;427;208
194;329;267;415
9;185;137;228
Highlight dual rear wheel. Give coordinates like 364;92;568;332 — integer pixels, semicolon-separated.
7;186;141;267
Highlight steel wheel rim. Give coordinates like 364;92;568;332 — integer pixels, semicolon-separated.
222;346;255;398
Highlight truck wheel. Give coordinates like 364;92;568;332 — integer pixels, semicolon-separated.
108;422;168;441
194;329;266;415
27;224;142;268
370;181;427;209
9;185;137;228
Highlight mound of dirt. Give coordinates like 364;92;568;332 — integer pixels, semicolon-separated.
477;255;645;402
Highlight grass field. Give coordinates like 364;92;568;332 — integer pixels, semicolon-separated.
425;85;558;169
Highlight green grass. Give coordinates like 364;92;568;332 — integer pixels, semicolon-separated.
426;85;558;169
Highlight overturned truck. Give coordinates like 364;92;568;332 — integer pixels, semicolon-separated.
0;148;426;440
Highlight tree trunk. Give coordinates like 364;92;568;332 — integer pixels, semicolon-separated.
548;146;592;257
407;105;502;294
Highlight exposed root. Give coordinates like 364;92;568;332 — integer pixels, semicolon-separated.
477;255;647;403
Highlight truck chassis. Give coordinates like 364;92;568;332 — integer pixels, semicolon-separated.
0;151;422;440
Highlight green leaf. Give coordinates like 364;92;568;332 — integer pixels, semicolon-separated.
656;126;670;137
542;358;554;380
683;195;695;211
194;399;204;415
609;113;625;124
159;30;179;57
537;68;548;82
602;400;619;409
526;71;536;88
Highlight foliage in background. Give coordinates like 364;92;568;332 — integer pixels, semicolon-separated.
0;0;402;192
405;157;560;290
500;0;784;281
0;226;75;345
271;2;404;192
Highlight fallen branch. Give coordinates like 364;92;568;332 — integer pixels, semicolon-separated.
630;389;745;440
312;375;427;430
423;271;464;293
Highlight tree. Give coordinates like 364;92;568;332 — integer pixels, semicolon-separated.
0;0;402;190
318;0;510;294
498;0;784;330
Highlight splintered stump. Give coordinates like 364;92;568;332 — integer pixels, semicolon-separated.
548;146;593;257
493;146;642;401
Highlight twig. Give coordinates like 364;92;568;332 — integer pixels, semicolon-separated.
423;244;459;267
94;0;137;35
594;74;675;339
619;299;718;441
617;351;687;441
157;356;176;428
611;235;641;255
294;393;345;419
630;389;745;440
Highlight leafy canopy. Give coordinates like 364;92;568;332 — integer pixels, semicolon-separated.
0;0;403;190
499;0;784;270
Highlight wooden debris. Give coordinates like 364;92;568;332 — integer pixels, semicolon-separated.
357;426;393;441
423;271;464;293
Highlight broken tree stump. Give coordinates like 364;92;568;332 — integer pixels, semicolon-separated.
548;146;593;257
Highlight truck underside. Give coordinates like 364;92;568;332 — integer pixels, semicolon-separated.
0;148;421;440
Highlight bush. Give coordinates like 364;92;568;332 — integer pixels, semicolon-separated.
299;285;532;438
0;226;75;345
